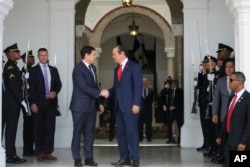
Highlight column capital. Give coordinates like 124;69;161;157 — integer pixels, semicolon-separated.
95;47;102;58
0;0;13;20
164;47;175;58
47;0;79;10
226;0;250;17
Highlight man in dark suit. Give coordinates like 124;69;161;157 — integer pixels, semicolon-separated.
69;46;106;167
28;48;62;161
21;51;36;156
109;45;142;167
139;78;154;142
216;71;250;167
166;78;183;144
3;43;26;163
211;58;235;164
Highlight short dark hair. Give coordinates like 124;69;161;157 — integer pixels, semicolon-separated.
38;48;48;54
224;58;235;65
80;46;95;59
116;45;128;57
232;71;246;82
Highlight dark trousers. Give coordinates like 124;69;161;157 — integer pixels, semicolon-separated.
71;111;97;160
138;112;152;141
4;106;21;158
1;106;6;141
166;110;182;142
213;121;224;156
23;116;34;153
109;111;116;140
116;106;140;161
199;104;215;147
33;102;56;154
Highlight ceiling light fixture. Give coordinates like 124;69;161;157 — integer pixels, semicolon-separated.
122;0;133;7
129;17;139;36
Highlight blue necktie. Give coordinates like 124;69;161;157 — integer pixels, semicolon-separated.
43;64;49;95
88;65;95;82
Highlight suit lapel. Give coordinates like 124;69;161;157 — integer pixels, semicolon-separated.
234;90;247;109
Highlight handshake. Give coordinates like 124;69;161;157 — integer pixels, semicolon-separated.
100;89;109;98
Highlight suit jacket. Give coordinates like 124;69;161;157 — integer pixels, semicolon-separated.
69;62;101;112
219;90;250;149
168;87;184;127
212;76;231;122
28;64;62;111
109;59;142;112
141;88;154;121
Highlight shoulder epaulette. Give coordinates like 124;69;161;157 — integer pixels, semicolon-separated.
7;66;13;70
9;74;15;78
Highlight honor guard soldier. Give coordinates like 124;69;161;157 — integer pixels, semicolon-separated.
3;43;27;163
216;43;234;79
21;50;36;156
196;56;217;155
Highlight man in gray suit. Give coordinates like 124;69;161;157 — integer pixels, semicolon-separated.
211;58;235;164
69;46;107;167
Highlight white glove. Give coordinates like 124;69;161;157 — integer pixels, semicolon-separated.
24;72;29;79
193;79;198;86
207;73;215;81
21;100;28;113
163;105;167;112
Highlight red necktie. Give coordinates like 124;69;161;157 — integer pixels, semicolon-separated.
117;65;122;81
226;94;237;133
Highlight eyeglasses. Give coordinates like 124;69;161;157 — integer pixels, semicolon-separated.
229;78;239;83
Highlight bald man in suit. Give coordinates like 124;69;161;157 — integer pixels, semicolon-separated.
216;71;250;167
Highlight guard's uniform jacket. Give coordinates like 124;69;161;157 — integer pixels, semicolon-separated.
3;59;23;108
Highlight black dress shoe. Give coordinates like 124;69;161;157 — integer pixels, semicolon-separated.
166;139;176;144
6;155;26;163
111;159;131;166
23;150;36;156
211;156;224;164
196;145;207;152
74;159;83;167
130;160;139;167
85;158;98;166
203;150;216;159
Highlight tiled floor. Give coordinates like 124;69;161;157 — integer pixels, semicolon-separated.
6;139;220;167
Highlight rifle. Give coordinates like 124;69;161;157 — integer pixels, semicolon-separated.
191;77;199;114
191;52;199;114
21;38;32;116
205;55;215;119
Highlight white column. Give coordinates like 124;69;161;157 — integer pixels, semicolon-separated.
164;47;175;78
225;0;250;89
48;0;78;147
181;0;208;148
95;47;101;127
0;0;14;165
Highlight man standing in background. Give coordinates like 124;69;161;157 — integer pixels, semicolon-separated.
28;48;62;161
139;78;154;142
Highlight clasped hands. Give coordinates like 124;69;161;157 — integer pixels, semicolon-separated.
100;89;109;98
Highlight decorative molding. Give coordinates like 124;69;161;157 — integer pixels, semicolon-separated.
95;47;102;57
0;0;13;20
75;25;85;37
165;47;175;58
